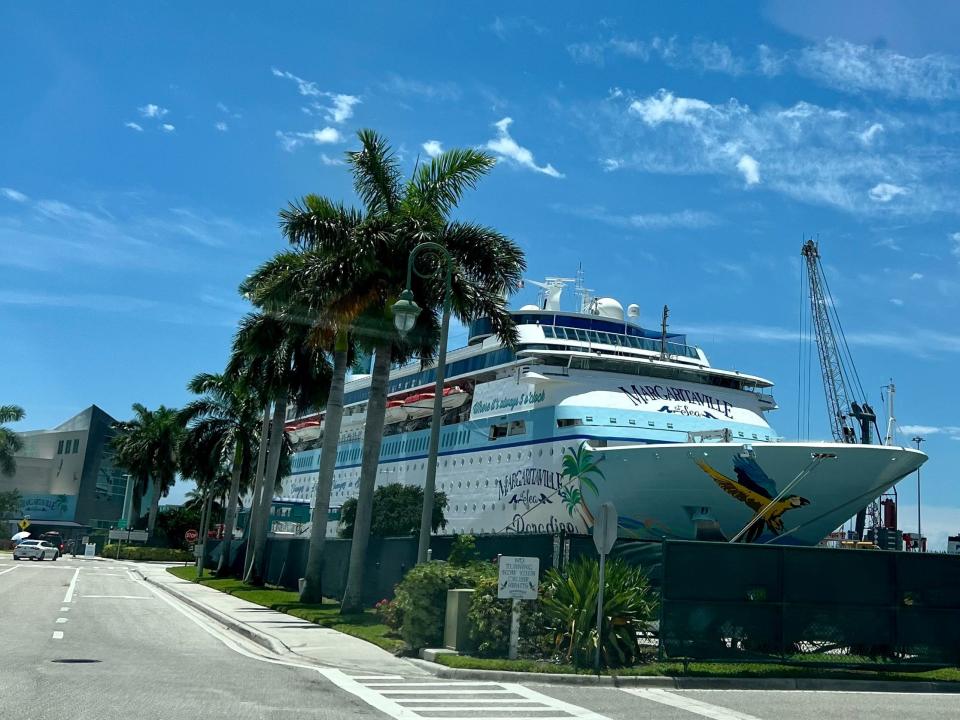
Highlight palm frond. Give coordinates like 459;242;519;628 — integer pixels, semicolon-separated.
348;129;402;214
408;149;496;217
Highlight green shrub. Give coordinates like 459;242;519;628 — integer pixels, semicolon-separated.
101;544;193;562
466;576;552;658
542;556;654;668
393;560;495;650
448;534;479;566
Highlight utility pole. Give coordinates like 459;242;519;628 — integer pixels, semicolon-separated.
659;305;669;360
913;436;924;551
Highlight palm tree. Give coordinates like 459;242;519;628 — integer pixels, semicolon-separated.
0;405;25;477
112;404;183;536
251;130;525;612
226;311;331;585
180;373;260;576
180;423;234;574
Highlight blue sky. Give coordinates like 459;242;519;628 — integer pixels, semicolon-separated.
1;2;958;546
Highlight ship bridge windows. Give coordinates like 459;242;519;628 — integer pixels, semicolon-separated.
508;420;526;436
556;418;583;428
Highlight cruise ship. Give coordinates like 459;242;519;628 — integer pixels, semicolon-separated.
280;277;927;546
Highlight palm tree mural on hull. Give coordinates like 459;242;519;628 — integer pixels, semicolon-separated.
558;441;605;527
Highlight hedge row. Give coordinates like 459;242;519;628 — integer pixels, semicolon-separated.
100;544;194;562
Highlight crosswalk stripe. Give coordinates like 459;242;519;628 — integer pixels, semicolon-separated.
622;689;764;720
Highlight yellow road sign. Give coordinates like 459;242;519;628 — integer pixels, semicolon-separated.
18;518;30;531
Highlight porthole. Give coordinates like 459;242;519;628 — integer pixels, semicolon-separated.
550;448;554;456
538;449;543;457
506;453;511;461
482;503;486;510
472;504;476;511
469;457;473;464
497;454;502;463
454;504;458;512
466;480;470;488
458;481;462;488
485;479;489;487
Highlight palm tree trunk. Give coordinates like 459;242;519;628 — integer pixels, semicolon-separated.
246;399;287;585
300;339;348;603
216;443;244;576
147;476;161;539
242;403;273;580
340;340;392;613
196;488;212;577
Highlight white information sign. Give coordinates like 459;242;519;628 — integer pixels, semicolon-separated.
471;378;547;420
109;529;148;542
497;555;540;600
84;543;96;558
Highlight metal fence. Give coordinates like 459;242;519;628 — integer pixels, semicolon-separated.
659;540;960;666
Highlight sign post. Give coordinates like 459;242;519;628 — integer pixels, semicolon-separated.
497;555;540;660
592;501;618;672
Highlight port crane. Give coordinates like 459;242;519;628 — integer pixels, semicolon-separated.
801;239;878;539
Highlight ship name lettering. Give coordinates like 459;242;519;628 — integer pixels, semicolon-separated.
619;384;733;419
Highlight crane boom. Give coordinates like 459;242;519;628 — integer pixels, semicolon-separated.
801;238;877;539
801;240;858;443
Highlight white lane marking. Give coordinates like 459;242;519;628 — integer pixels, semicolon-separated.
80;594;152;599
393;699;543;705
63;568;80;603
366;681;501;687
60;607;69;612
56;617;69;624
377;689;523;695
52;631;64;640
0;566;19;576
348;675;406;681
622;689;764;720
415;717;573;720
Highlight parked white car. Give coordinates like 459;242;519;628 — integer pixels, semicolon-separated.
13;539;60;561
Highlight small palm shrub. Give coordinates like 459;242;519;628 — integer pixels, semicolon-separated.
393;560;495;650
542;556;654;668
466;576;552;658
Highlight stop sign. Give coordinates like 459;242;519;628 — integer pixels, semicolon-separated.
184;529;199;543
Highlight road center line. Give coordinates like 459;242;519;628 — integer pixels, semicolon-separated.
56;617;69;624
60;607;69;612
622;689;764;720
52;631;64;640
63;568;80;603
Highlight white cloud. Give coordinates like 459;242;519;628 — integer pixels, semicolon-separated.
899;424;946;436
124;121;144;132
160;123;176;133
276;127;343;152
304;93;361;124
629;89;713;126
890;297;904;306
571;35;960;102
910;272;924;280
602;158;623;172
796;38;960;102
556;204;719;230
485;118;563;178
1;188;29;203
422;140;443;158
868;182;907;202
216;101;241;119
138;103;168;119
876;238;901;251
320;153;345;166
736;154;760;185
214;121;228;132
381;75;461;101
859;123;884;145
271;67;321;96
951;232;960;257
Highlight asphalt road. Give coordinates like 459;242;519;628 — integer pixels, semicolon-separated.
1;554;957;720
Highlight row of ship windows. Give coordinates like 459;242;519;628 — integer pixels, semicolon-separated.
333;422;530;465
557;417;770;441
541;325;697;358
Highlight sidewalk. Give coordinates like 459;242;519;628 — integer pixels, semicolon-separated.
133;563;427;677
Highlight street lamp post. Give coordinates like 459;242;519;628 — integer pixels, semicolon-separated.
392;242;453;565
913;436;924;552
120;473;134;526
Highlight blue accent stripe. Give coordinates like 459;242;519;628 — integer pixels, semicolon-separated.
285;433;670;476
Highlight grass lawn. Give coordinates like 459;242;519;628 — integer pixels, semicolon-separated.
166;566;404;653
435;654;960;683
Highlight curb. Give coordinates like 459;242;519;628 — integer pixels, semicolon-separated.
408;659;960;693
135;570;288;656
